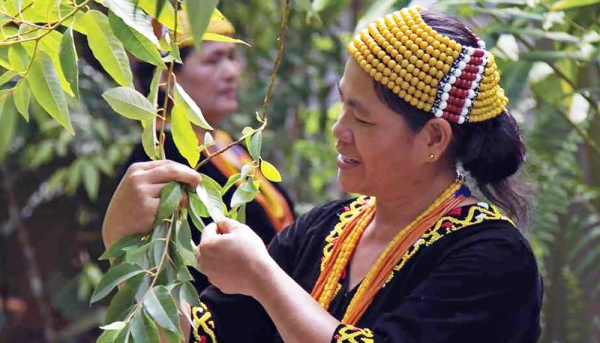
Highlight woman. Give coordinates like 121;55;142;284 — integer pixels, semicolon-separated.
104;6;542;342
115;14;296;294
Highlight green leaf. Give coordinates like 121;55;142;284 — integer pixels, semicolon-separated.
91;263;145;304
147;66;163;107
155;181;182;223
59;26;79;99
189;192;209;218
171;103;200;167
8;44;29;72
202;33;250;46
28;51;73;134
221;173;241;195
40;30;75;97
173;82;213;130
104;0;160;46
0;70;18;87
174;242;199;271
84;10;133;87
82;162;99;200
141;118;158;160
551;0;600;10
100;321;127;331
0;94;18;162
180;281;200;307
142;286;181;335
13;79;30;121
136;0;177;30
105;274;144;323
109;13;165;68
196;174;226;220
130;312;160;343
103;87;157;121
230;184;257;209
96;328;122;343
247;131;262;161
100;234;144;260
186;0;219;51
260;159;282;182
176;219;194;251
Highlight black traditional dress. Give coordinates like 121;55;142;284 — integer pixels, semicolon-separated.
191;198;542;343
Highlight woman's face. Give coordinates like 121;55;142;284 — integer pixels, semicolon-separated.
332;59;429;199
176;41;241;126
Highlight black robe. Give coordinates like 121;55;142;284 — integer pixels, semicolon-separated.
192;199;542;343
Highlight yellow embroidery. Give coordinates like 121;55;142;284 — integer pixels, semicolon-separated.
333;325;375;343
192;302;217;343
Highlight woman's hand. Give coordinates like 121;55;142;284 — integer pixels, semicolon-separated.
198;218;273;296
102;160;201;249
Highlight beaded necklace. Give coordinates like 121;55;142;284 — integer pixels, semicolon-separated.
310;177;469;325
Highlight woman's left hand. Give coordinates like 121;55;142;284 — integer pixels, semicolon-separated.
197;218;273;296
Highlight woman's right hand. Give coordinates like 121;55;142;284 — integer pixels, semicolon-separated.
102;160;201;249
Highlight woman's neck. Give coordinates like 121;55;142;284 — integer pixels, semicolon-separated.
368;168;458;242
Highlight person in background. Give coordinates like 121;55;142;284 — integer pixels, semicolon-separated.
105;6;542;342
115;12;295;295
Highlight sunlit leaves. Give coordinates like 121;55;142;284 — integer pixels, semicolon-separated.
173;82;213;130
551;0;600;10
196;174;226;220
12;79;30;121
109;13;166;68
0;94;18;162
171;103;200;167
102;87;157;121
185;0;219;52
103;0;160;47
83;10;133;87
28;50;73;134
260;159;282;182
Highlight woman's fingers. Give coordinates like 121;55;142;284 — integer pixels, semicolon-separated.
143;162;202;188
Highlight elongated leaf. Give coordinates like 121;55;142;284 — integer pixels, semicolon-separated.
202;32;250;46
143;286;181;334
28;51;73;134
196;174;226;220
91;263;145;304
155;181;182;223
0;70;18;87
230;183;257;208
551;0;600;10
104;0;160;46
171;104;200;167
173;82;212;130
260;160;282;182
103;87;156;120
109;13;165;68
147;66;163;107
84;10;133;87
186;0;219;51
82;162;99;200
189;192;209;218
105;274;144;323
96;328;121;343
142;118;158;160
180;281;200;309
131;312;160;343
221;173;241;195
136;0;177;30
8;44;29;72
59;26;79;99
40;30;75;97
100;321;127;331
176;219;194;251
174;242;199;270
247;131;262;161
0;94;18;162
13;79;30;121
100;234;144;260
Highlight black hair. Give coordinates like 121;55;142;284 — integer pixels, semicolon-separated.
133;46;195;101
373;9;530;223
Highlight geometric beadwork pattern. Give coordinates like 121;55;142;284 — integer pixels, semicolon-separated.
348;6;508;124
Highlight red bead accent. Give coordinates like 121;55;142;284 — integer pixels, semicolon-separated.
465;65;479;74
463;72;476;81
473;50;485;58
470;57;483;65
450;88;461;96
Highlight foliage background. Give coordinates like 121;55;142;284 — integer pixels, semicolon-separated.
1;0;599;342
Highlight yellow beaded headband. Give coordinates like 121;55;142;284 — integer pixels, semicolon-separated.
347;6;508;124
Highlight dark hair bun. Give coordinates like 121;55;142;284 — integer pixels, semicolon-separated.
456;111;525;186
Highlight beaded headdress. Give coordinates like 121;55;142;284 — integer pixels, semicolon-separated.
347;6;508;124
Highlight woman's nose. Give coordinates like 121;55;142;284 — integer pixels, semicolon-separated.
331;112;354;144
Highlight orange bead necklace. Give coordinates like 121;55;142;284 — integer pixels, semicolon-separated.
311;177;469;325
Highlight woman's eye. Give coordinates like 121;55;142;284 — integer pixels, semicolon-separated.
355;117;371;125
